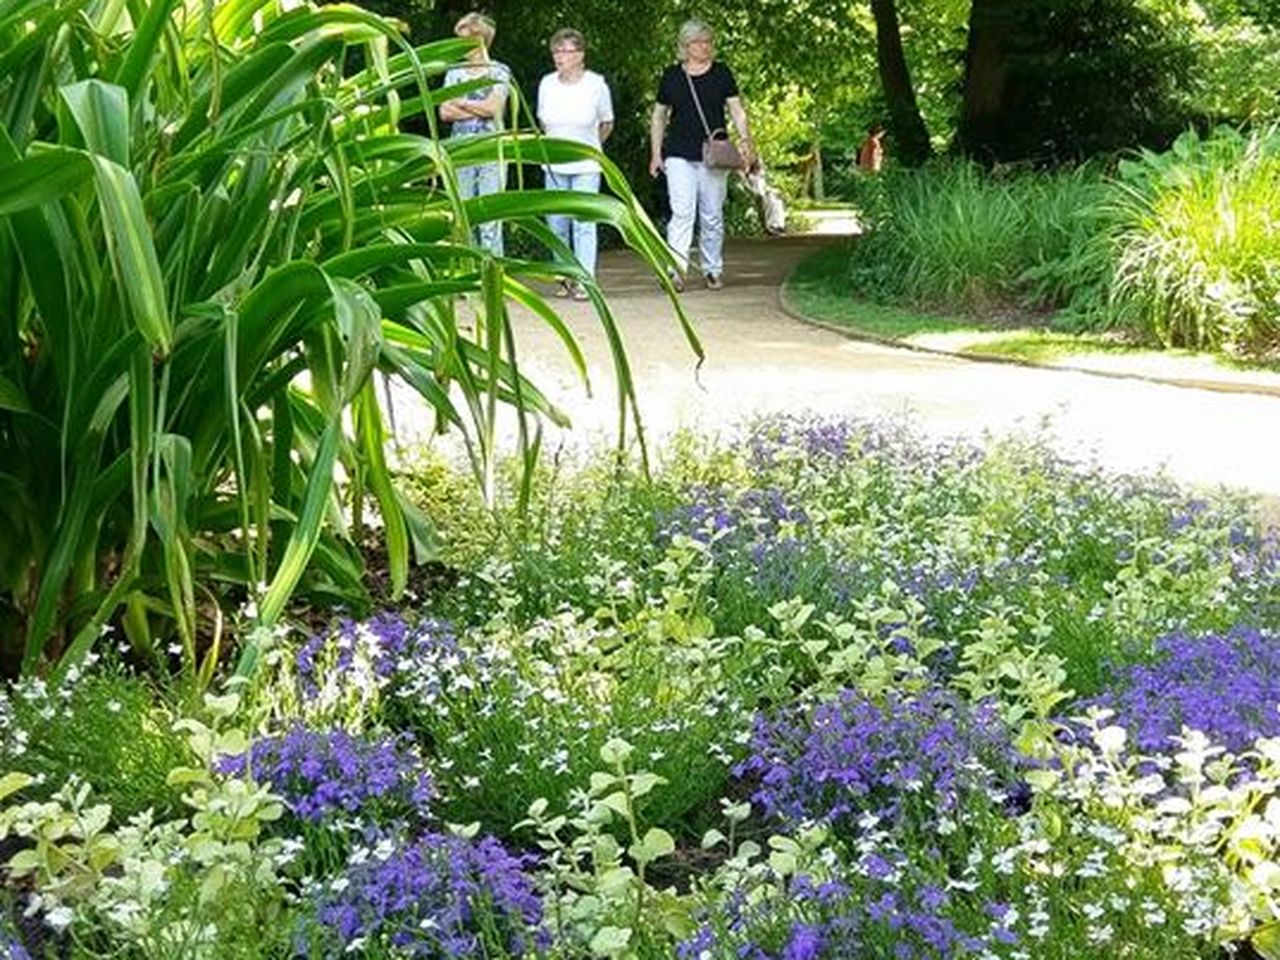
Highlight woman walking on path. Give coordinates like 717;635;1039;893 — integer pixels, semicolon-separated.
439;12;511;256
649;19;755;291
537;28;614;301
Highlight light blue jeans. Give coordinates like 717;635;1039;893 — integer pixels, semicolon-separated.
457;162;504;256
663;157;729;277
545;169;602;277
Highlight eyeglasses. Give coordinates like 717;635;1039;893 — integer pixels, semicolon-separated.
552;46;583;54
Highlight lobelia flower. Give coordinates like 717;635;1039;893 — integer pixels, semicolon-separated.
295;614;461;701
215;726;433;823
736;687;1025;835
1086;627;1280;754
300;830;548;958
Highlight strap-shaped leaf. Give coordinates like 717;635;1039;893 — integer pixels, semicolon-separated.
112;0;182;98
90;155;172;355
0;147;92;216
253;414;341;631
0;375;31;413
61;79;129;164
355;380;408;597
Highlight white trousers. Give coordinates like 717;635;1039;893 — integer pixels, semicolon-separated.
663;157;728;277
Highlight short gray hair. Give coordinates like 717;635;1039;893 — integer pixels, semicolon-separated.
676;19;714;62
454;12;496;47
549;27;585;52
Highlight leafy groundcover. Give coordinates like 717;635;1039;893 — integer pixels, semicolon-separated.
4;413;1280;959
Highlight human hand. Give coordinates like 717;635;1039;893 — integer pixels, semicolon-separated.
649;155;663;177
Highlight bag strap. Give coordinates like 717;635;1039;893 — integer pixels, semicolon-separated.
683;67;718;139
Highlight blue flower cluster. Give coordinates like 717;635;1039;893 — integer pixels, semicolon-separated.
1088;627;1280;753
656;485;811;548
216;726;433;823
302;831;548;958
295;613;460;698
737;689;1025;834
678;870;1012;959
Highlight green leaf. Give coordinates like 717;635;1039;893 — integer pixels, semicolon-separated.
253;416;341;630
0;146;92;216
630;827;675;864
0;771;34;804
628;772;667;799
90;156;171;355
60;79;129;165
588;926;632;957
112;0;182;98
0;375;31;413
1254;924;1280;960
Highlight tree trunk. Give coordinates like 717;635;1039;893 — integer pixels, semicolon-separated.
955;0;1017;159
870;0;932;166
811;137;825;200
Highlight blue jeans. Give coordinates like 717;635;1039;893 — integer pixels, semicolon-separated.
457;162;504;256
545;169;602;277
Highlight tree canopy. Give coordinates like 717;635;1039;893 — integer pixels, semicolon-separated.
372;0;1280;179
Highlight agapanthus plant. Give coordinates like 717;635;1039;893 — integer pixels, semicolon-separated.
298;831;548;958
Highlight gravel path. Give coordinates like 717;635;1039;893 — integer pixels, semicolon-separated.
398;236;1280;505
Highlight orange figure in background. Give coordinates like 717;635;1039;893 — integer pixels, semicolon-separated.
857;124;885;174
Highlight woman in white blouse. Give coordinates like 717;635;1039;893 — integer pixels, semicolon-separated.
537;28;614;299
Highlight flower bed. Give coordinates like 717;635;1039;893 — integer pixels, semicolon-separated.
3;414;1280;958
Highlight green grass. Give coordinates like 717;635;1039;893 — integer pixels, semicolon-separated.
785;241;983;338
958;332;1144;362
786;239;1280;376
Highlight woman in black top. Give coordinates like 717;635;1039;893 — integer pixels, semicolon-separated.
649;20;755;291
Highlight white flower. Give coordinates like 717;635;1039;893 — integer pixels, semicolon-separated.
1094;725;1127;755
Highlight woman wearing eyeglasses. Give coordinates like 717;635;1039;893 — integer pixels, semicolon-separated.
537;28;615;300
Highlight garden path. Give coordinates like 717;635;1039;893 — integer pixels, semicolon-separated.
400;236;1280;507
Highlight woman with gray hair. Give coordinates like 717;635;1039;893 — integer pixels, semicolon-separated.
538;28;614;300
649;19;755;291
439;12;511;256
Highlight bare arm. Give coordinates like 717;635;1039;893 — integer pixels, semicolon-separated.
599;120;614;144
726;96;755;169
649;103;669;176
458;84;508;119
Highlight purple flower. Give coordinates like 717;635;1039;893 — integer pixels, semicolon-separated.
781;923;825;960
1086;627;1280;754
736;688;1023;835
300;831;546;958
216;726;433;823
295;615;460;700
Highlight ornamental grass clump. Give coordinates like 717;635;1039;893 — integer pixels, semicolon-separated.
298;830;547;958
1110;125;1280;354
